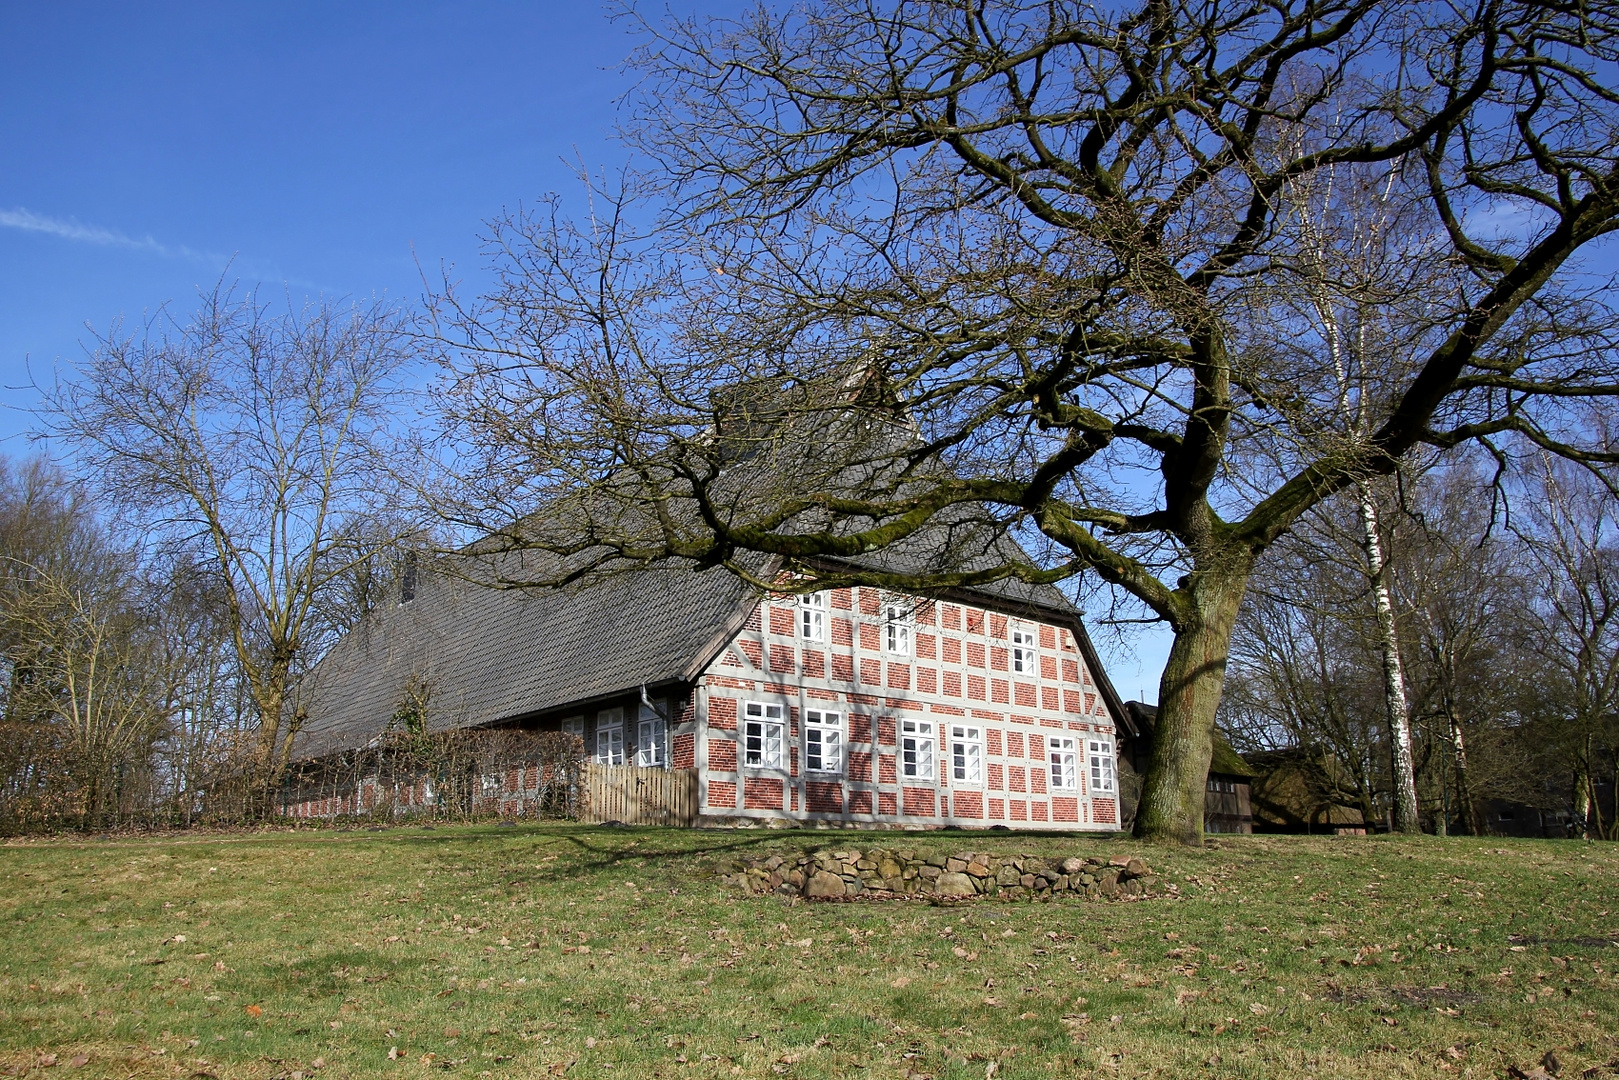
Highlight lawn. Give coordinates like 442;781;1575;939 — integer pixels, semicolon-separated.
1;824;1615;1080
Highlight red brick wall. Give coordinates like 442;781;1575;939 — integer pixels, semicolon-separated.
902;787;936;816
710;697;738;730
709;780;738;808
805;781;842;813
709;738;737;771
743;777;784;810
673;732;696;770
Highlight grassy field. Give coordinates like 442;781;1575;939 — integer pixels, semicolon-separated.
1;824;1615;1080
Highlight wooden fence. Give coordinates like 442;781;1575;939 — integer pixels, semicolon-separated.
583;764;700;826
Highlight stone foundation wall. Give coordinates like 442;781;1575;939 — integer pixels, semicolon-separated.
725;847;1163;901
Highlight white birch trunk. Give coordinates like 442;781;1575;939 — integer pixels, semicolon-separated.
1357;481;1421;833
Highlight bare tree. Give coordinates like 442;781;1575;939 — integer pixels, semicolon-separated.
435;1;1619;843
1515;457;1619;838
41;287;422;816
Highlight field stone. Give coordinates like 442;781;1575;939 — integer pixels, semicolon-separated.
966;861;992;878
946;858;969;873
807;871;847;898
934;872;977;897
1061;857;1085;875
1123;858;1149;879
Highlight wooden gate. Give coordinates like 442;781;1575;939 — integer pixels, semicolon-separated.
583;764;699;826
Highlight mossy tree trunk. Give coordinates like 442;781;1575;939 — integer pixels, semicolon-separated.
1135;567;1251;846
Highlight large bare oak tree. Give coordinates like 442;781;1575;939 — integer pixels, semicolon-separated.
436;0;1619;843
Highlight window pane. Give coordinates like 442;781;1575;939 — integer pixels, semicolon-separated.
638;717;666;767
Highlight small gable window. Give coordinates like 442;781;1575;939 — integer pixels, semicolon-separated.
799;591;827;641
884;598;913;655
1011;626;1036;674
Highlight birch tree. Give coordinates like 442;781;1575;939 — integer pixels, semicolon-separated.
437;0;1619;843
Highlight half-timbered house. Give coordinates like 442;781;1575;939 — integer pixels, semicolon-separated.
288;546;1131;830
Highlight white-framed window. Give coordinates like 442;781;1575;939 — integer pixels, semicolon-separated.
743;701;786;769
884;598;913;655
1011;626;1036;674
1050;736;1079;790
799;591;827;641
595;707;624;765
637;704;667;768
561;716;585;744
804;709;843;773
950;725;983;784
901;719;935;780
481;773;501;797
1087;739;1116;794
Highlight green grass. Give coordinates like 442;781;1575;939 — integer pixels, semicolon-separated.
1;824;1615;1079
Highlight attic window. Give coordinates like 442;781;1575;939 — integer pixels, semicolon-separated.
883;598;913;655
799;592;827;641
1011;626;1035;673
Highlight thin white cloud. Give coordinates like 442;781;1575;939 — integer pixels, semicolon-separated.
0;205;328;291
0;206;179;253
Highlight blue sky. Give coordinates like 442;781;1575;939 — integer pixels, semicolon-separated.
0;2;629;432
0;1;1172;700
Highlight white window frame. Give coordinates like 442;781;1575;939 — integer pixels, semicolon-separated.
884;598;913;655
561;716;585;744
1087;739;1116;794
950;725;983;784
637;704;667;768
743;701;786;770
1011;626;1036;674
804;709;843;774
594;707;624;765
901;719;935;781
480;773;501;797
1049;736;1079;791
799;592;827;642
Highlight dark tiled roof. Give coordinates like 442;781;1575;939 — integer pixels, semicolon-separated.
292;558;752;759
